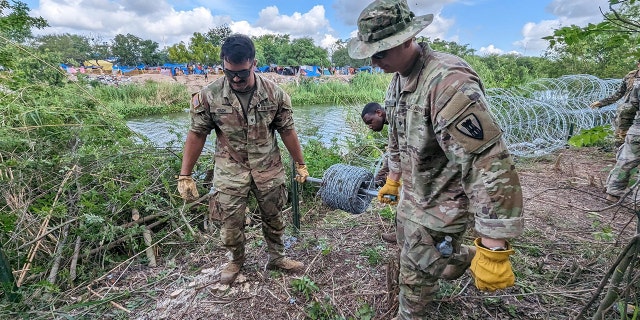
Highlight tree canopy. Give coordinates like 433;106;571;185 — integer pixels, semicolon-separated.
0;0;47;43
543;0;640;77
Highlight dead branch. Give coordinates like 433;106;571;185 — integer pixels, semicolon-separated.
47;223;70;284
17;218;78;251
142;228;157;267
87;285;131;314
576;235;639;319
17;165;77;287
69;236;81;284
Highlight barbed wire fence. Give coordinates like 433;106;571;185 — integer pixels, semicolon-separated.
488;74;621;157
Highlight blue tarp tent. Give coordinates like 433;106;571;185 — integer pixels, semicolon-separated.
300;65;322;77
163;63;187;76
257;65;270;73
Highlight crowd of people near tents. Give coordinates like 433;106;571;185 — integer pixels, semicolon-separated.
60;60;383;78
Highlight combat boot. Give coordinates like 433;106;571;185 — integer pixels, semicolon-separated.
381;232;397;244
606;194;620;204
267;257;304;272
220;262;241;285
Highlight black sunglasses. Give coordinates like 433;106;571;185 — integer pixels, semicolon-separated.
371;49;389;60
223;68;252;79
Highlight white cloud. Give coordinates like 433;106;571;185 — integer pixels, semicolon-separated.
320;34;339;49
545;0;610;18
478;45;504;55
32;0;231;47
416;13;454;41
255;5;329;37
332;0;456;26
229;21;275;38
512;0;611;55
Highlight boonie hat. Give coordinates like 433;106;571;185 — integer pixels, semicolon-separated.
348;0;433;59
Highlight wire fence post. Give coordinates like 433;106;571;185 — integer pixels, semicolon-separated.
290;156;300;234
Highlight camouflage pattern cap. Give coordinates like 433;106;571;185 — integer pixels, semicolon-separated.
348;0;433;60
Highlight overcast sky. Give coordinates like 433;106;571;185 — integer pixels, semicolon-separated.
21;0;612;57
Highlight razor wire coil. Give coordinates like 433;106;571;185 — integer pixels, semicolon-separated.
488;74;622;157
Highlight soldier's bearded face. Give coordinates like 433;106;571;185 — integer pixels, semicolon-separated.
224;59;256;92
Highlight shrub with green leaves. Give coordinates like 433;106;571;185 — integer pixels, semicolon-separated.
568;125;613;147
290;276;319;300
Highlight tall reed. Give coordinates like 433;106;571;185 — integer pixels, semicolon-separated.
283;72;392;106
94;81;190;118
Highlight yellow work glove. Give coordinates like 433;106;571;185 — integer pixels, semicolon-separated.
590;101;603;109
177;175;199;201
377;177;400;205
469;238;515;291
295;163;309;183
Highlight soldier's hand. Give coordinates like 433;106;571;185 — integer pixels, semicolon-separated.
377;178;400;205
590;101;603;109
295;163;309;183
177;175;199;201
469;238;515;291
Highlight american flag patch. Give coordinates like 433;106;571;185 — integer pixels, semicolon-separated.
191;93;200;108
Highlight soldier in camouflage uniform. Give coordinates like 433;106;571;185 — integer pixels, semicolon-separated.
177;34;309;285
590;59;640;146
361;102;396;243
604;63;640;203
348;1;524;318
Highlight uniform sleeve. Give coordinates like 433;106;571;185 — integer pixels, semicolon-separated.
189;91;214;135
273;90;296;133
385;75;402;174
599;73;631;106
433;82;524;239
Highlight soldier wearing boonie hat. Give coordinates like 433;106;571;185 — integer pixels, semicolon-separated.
349;1;524;318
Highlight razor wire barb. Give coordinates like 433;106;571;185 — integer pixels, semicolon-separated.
488;74;622;158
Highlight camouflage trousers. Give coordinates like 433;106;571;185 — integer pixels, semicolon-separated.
396;218;474;319
210;182;288;263
606;133;640;197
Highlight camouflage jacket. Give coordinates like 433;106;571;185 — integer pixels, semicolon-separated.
625;77;640;135
386;43;524;239
189;74;295;195
599;69;640;106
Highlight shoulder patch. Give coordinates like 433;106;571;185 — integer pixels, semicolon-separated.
191;92;202;109
455;113;484;139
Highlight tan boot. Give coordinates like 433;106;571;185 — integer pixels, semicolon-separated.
220;262;241;285
381;232;397;244
267;257;304;271
605;194;620;204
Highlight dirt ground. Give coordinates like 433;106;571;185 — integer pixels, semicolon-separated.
68;146;639;320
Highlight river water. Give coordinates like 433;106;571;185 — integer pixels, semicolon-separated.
126;104;364;150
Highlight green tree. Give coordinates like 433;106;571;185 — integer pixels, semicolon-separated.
205;24;232;46
281;37;329;66
35;33;92;65
331;39;367;67
111;33;160;66
89;35;111;61
253;34;290;66
468;54;551;88
543;0;640;77
140;39;161;65
424;37;476;57
189;32;219;66
0;0;47;43
167;42;190;63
